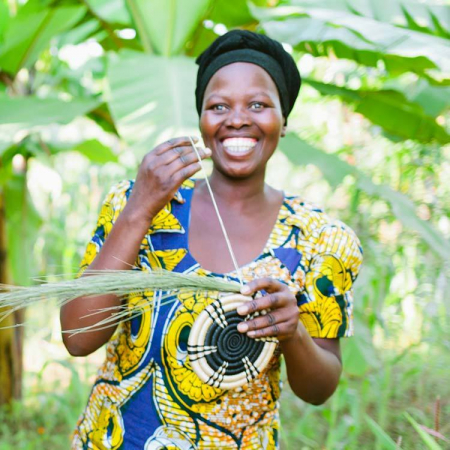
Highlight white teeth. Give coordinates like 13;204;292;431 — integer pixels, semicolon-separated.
222;138;257;153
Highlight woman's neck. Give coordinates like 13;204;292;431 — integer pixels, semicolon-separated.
203;168;271;210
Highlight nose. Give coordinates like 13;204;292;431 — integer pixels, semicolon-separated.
225;107;251;129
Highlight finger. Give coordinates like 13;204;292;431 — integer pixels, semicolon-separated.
172;161;202;184
247;319;299;339
237;292;286;316
154;136;199;156
237;307;291;333
240;277;288;296
166;148;211;176
247;322;285;339
154;145;194;166
163;146;211;168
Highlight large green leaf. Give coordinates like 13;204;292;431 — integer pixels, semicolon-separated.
0;95;101;156
305;79;450;144
0;2;86;75
383;78;450;117
125;0;210;55
287;0;450;37
73;139;118;163
253;5;450;81
187;26;219;57
57;20;101;47
107;51;198;153
86;0;131;26
208;0;254;27
87;103;119;135
0;95;101;126
207;0;270;28
279;133;450;261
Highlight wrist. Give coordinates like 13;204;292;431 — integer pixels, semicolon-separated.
280;324;302;348
280;322;308;349
121;203;154;230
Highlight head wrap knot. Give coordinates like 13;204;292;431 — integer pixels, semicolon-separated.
195;30;301;124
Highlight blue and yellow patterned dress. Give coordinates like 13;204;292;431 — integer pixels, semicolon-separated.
72;179;363;449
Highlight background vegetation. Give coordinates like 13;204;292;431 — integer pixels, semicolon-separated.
0;0;449;448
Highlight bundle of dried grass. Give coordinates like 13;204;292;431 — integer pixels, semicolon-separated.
0;269;241;334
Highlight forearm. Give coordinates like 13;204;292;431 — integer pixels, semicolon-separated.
60;204;152;356
280;324;342;405
61;137;210;357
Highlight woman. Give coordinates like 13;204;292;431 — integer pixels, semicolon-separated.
61;30;363;449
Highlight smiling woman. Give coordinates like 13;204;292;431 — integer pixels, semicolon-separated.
61;30;363;449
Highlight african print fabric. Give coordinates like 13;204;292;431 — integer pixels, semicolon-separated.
72;179;363;449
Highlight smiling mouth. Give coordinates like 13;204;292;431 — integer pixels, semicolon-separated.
222;137;258;154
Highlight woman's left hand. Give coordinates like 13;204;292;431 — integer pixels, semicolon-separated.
236;278;300;342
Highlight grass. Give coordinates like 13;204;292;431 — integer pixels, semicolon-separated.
279;345;450;449
0;359;92;450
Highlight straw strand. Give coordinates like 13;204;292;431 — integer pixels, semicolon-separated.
189;136;244;286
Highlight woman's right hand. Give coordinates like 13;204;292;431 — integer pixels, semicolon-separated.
125;136;211;223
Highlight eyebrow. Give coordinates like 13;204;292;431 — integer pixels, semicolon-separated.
205;91;274;102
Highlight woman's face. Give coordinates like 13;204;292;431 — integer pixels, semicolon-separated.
200;62;286;179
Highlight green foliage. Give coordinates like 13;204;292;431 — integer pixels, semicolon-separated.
0;1;86;75
4;171;42;286
73;139;118;163
0;96;102;158
404;413;444;450
0;95;101;127
254;4;450;82
208;0;263;28
0;359;91;449
305;80;450;144
365;415;400;449
87;0;132;26
0;2;9;45
341;314;379;377
383;78;450;117
279;134;450;261
288;0;450;37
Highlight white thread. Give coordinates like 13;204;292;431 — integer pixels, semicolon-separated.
189;136;244;286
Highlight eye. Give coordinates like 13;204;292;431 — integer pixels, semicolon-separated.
250;102;265;110
211;104;227;112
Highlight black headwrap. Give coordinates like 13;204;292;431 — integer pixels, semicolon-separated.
195;30;301;123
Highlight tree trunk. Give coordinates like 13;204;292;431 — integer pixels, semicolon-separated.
0;188;23;405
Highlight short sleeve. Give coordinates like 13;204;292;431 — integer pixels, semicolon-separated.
77;180;132;276
298;221;363;338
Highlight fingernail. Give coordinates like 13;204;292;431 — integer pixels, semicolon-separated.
237;306;248;315
205;147;212;156
237;323;248;333
192;136;199;142
248;331;255;338
241;286;250;294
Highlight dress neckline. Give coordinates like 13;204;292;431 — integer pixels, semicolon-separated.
184;180;286;277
